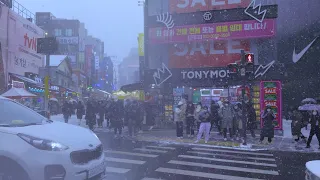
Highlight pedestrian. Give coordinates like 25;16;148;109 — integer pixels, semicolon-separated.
111;96;124;138
246;103;257;138
85;99;96;130
260;105;276;144
233;103;243;141
194;102;202;132
219;100;234;141
76;101;85;125
210;100;220;134
98;101;105;128
306;110;320;149
128;100;139;137
174;101;184;138
62;101;70;123
195;106;211;143
186;101;195;138
291;106;304;142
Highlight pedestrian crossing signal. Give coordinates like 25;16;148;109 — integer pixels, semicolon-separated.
245;53;254;64
227;63;238;74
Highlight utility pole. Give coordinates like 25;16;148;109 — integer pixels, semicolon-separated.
240;50;247;145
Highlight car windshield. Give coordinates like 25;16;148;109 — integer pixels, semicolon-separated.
0;99;45;126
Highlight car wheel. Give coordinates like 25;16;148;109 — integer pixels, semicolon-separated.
0;157;30;180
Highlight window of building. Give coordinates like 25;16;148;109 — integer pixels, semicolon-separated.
54;29;62;36
65;29;73;36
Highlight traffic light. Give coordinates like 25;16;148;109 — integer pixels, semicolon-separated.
227;63;239;75
245;53;254;64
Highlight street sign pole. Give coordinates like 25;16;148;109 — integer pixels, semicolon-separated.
240;50;247;146
44;54;50;117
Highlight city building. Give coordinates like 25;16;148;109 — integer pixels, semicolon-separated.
98;56;114;92
0;1;45;95
141;0;320;128
118;48;139;88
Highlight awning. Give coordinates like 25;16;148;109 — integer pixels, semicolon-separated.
120;82;143;92
1;88;37;99
11;74;39;85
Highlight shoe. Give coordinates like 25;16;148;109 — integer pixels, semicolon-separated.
195;140;199;143
191;135;194;138
306;145;311;148
138;130;143;133
205;141;208;144
224;138;227;141
188;135;191;138
236;137;239;141
114;135;118;138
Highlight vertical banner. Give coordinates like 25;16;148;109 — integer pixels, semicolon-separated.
260;81;282;130
44;76;49;98
94;56;99;70
138;33;144;56
173;88;184;109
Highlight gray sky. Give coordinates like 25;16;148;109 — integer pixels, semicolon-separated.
17;0;144;60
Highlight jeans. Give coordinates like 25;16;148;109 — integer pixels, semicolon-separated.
197;122;211;142
176;121;183;137
186;116;195;135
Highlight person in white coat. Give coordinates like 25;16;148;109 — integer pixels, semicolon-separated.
174;101;184;138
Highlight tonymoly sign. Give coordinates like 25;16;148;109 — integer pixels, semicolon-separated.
181;69;229;79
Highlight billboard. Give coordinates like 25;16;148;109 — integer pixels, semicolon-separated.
169;0;251;13
85;45;93;75
169;39;250;68
138;33;144;56
149;19;276;44
7;9;45;76
260;81;282;130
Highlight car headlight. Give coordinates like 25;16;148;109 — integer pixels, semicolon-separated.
18;133;69;151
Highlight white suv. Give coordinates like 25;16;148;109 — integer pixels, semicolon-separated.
0;96;106;180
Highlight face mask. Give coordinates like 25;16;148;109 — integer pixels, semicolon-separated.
313;112;317;115
267;109;271;112
234;106;238;109
225;104;228;106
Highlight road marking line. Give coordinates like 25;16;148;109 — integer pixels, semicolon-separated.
178;155;277;167
156;167;264;180
104;150;158;158
105;166;130;174
134;148;168;153
146;146;175;150
192;147;273;157
105;157;146;165
187;151;276;162
168;160;279;175
141;178;165;180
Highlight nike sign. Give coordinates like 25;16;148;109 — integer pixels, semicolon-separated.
292;37;318;63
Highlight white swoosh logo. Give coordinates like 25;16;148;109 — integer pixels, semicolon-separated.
292;37;318;63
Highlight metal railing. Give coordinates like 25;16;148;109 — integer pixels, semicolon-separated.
11;0;35;23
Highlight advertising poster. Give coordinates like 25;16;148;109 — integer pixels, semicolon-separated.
149;19;276;44
169;39;250;68
169;0;251;13
7;10;45;76
260;81;282;130
173;88;184;109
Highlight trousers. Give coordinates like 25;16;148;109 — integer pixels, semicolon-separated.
197;122;211;142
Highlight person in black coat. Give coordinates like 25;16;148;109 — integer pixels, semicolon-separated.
306;110;320;149
62;101;71;123
85;100;96;130
186;101;195;137
97;101;105;128
210;100;220;134
76;101;85;125
247;103;257;138
260;105;276;143
110;97;124;138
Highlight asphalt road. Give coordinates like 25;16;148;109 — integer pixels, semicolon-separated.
96;131;320;180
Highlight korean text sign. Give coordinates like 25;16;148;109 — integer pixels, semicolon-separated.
260;81;282;130
149;19;276;44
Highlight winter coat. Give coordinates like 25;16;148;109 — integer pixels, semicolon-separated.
174;107;183;122
309;114;320;127
219;105;234;129
85;102;96;122
194;105;202;124
179;100;187;121
233;108;243;130
186;103;195;117
291;110;303;136
62;103;71;118
210;103;220;122
198;109;210;123
247;106;257;130
261;110;275;138
110;100;123;121
76;103;85;119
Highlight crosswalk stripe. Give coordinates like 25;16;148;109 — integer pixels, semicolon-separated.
156;167;264;180
104;150;159;158
192;147;273;157
168;160;279;175
105;157;146;165
134;148;168;153
187;151;276;162
178;155;277;167
105;166;130;174
141;178;165;180
146;146;175;150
